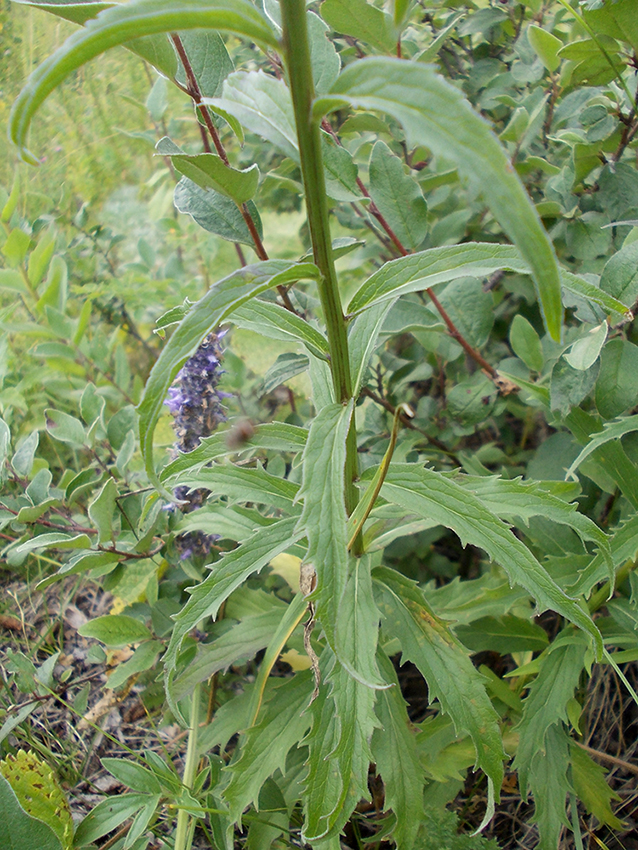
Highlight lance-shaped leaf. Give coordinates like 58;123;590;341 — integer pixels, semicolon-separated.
314;58;563;339
348;302;393;396
528;725;571;850
565;413;638;480
372;649;426;850
10;0;278;164
347;242;630;319
137;260;320;489
513;640;587;794
453;474;613;586
303;653;377;841
10;0;178;79
157;139;259;205
569;513;638;598
373;567;505;804
165;517;303;678
175;465;299;512
160;421;308;482
233;299;330;360
381;464;603;655
295;401;354;646
173;177;262;245
224;672;314;822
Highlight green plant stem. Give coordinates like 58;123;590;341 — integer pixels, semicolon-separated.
174;682;201;850
280;0;360;521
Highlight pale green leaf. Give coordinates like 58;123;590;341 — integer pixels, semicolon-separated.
513;641;587;793
295;402;354;646
158;144;260;204
88;478;117;544
528;24;562;73
10;532;92;559
78;614;152;647
380;464;603;655
45;409;86;446
174;464;299;512
173;177;261;244
371;649;425;850
233;300;330;360
137;260;319;489
348;302;393;396
321;0;396;53
564;321;608;371
10;0;278;163
373;567;505;797
315;59;563;339
206;71;298;161
308;10;341;93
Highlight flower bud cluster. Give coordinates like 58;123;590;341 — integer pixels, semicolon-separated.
165;331;228;561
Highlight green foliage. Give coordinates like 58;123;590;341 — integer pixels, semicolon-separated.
2;0;637;848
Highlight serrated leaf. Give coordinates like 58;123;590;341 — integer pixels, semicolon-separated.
315;59;563;339
373;567;505;799
205;70;298;161
176;464;299;512
224;672;313;821
10;0;278;163
161;421;308;482
569;743;623;828
164;517;303;680
173;177;262;244
78;615;152;647
528;725;571;850
513;641;586;793
371;650;425;850
369;140;428;252
295;402;354;646
137;260;319;489
381;464;603;655
321;0;396;54
303;653;377;841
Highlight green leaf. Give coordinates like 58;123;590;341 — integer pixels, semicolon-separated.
233;299;329;360
320;0;396;54
561;270;632;318
527;725;570;850
336;555;387;688
369;140;428;252
509;315;543;372
455;615;549;654
295;401;354;646
437;277;493;349
78;615;152;647
564;321;607;371
172;607;287;703
0;775;62;850
583;0;638;54
371;649;426;850
527;24;562;73
174;29;233;98
315;60;562;339
513;641;587;793
175;464;299;512
0;417;11;474
348;302;393;396
596;339;638;419
303;653;377;841
600;241;638;308
164;517;303;676
263;353;309;395
173;177;261;244
308;10;341;93
100;759;162;796
28;228;56;287
569;743;622;829
322;134;362;202
551;356;598;417
11;431;39;477
224;672;313;821
45;409;86;446
566;414;638;481
106;640;163;691
206;71;298;161
373;567;505;801
10;533;92;559
88;478;117;544
158;142;259;204
160;421;308;482
137;260;319;488
10;0;278;163
73;793;159;846
380;464;603;655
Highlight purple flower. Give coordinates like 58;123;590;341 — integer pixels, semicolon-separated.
164;331;228;560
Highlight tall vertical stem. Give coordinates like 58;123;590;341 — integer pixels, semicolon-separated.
280;0;360;520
